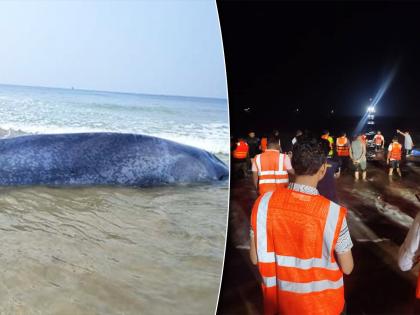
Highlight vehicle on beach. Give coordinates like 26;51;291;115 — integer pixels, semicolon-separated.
407;146;420;164
365;130;377;161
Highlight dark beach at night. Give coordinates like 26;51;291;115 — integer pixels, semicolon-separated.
218;143;420;314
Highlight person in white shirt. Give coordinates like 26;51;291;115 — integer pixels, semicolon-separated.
399;212;420;272
399;211;420;301
397;129;414;156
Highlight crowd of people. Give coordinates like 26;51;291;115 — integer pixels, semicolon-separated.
230;128;417;315
232;128;415;184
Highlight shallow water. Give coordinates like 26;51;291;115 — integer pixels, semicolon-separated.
0;181;228;314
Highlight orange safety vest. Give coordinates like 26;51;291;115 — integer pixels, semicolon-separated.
390;142;402;161
251;189;347;315
254;150;289;194
232;140;248;159
261;137;268;152
336;136;350;157
374;135;384;145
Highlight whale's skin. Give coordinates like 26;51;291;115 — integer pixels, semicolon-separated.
0;133;228;186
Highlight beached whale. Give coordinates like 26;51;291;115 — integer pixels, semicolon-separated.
0;133;228;186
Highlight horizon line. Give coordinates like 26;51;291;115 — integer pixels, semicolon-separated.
0;82;227;102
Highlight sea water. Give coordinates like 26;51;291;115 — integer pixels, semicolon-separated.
0;84;229;314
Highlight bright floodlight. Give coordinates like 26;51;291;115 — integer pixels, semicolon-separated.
367;106;375;113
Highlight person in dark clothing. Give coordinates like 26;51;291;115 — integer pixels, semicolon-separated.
246;131;260;159
291;129;303;147
317;138;339;203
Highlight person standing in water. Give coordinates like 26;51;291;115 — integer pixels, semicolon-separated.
387;136;402;177
336;132;350;177
397;129;414;156
373;131;385;151
350;134;367;181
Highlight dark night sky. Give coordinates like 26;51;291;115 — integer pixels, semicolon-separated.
217;2;420;134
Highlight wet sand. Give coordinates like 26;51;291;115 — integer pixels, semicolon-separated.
218;156;420;314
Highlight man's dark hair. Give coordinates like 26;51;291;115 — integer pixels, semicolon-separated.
393;136;398;141
267;136;279;147
292;138;327;176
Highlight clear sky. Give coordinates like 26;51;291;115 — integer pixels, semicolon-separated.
0;0;226;99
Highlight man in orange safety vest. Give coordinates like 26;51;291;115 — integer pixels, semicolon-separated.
232;138;249;178
252;136;294;195
260;135;268;153
250;138;354;315
336;132;350;177
373;131;385;151
387;136;402;177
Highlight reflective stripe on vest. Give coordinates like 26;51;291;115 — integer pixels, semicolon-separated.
255;151;289;194
233;141;248;159
259;171;288;176
262;277;343;294
259;179;289;184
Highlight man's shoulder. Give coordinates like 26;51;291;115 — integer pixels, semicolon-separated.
317;194;346;212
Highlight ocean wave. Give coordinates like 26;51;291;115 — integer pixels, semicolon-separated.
0;86;229;155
